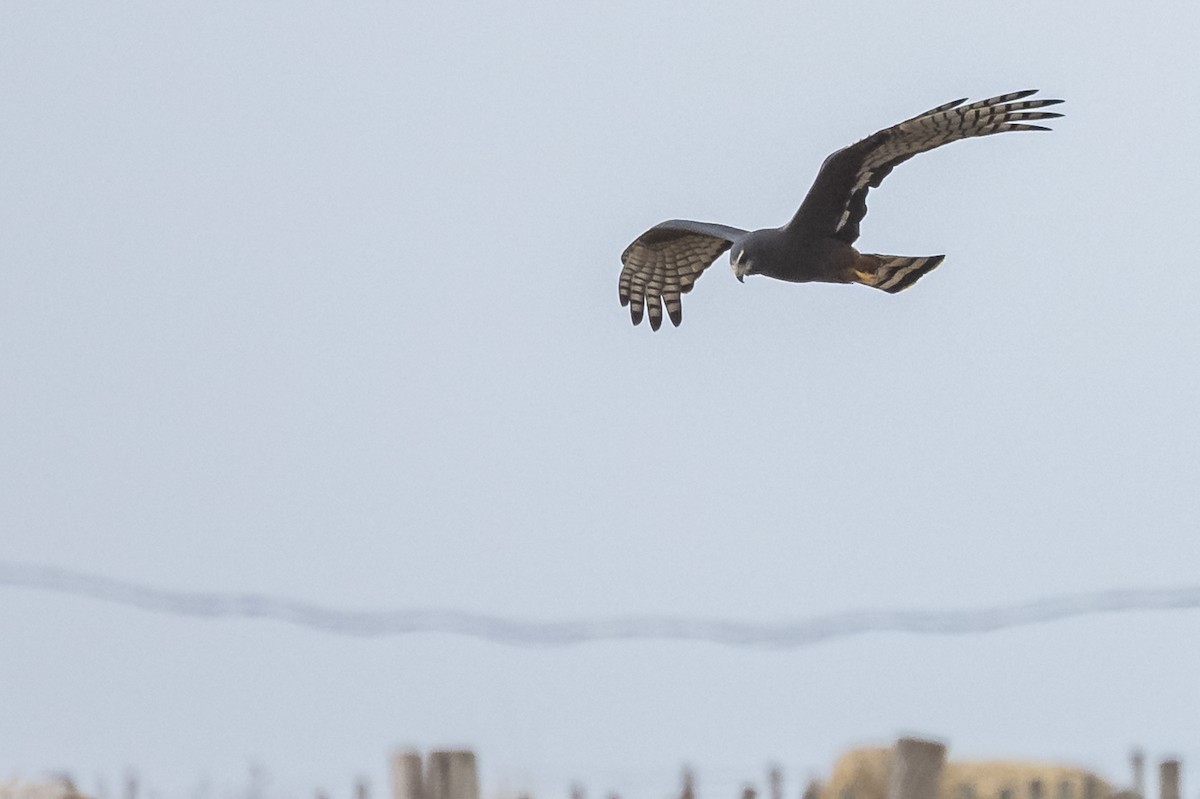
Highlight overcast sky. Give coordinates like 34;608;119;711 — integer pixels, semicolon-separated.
3;2;1199;798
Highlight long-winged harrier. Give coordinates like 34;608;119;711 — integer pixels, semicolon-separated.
618;90;1063;330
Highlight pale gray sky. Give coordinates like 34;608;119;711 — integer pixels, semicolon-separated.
2;2;1198;798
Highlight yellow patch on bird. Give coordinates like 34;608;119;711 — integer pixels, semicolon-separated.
853;269;880;285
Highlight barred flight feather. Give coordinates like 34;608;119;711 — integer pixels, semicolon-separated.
858;254;946;294
618;224;741;329
833;90;1064;237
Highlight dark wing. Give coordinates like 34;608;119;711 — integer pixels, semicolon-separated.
619;220;748;330
788;90;1064;244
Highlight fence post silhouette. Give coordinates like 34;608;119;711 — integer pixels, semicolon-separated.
887;738;945;799
768;766;782;799
391;751;424;799
1130;750;1144;798
678;767;694;799
1158;760;1179;799
426;751;479;799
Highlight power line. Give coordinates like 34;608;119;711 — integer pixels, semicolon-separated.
1;561;1198;648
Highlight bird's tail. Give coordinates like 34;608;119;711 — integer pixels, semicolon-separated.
852;253;945;294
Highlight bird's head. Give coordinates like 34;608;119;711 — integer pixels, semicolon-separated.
730;242;754;283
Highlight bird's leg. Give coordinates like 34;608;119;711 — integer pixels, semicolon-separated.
849;254;885;286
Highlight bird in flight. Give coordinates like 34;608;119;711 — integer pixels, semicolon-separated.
618;90;1063;330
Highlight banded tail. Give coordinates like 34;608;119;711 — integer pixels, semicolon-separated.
852;253;946;294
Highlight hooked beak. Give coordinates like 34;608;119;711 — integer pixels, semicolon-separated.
731;248;750;283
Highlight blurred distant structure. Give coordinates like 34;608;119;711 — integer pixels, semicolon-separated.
390;750;479;799
12;736;1179;799
1157;760;1179;799
385;736;1183;799
0;778;89;799
678;767;695;799
1131;750;1145;798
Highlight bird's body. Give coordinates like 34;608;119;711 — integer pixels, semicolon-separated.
735;228;858;284
618;90;1063;329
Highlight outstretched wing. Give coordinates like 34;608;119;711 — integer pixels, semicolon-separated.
788;90;1064;244
619;220;748;330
